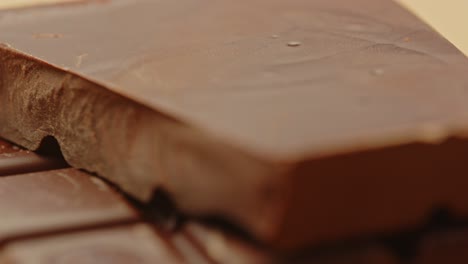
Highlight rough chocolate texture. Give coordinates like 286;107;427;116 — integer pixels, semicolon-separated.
1;0;468;250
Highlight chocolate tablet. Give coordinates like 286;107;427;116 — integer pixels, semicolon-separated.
1;0;468;249
1;225;185;264
0;168;137;242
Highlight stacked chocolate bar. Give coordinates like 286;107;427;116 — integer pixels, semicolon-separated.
1;0;468;262
3;138;468;263
0;139;269;263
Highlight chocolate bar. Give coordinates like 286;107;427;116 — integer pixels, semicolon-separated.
1;225;185;264
0;143;248;263
415;229;468;264
5;138;468;263
2;224;268;264
0;140;249;263
0;168;137;242
1;0;468;250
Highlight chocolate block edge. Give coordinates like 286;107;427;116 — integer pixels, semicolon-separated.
0;46;292;247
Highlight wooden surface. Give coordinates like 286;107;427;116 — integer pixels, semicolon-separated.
1;0;468;250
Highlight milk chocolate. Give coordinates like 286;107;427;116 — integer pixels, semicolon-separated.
2;142;468;263
0;140;19;154
2;223;272;264
0;150;307;264
0;168;137;241
0;225;183;264
0;139;68;175
0;151;67;176
415;229;468;264
180;223;270;264
1;0;468;250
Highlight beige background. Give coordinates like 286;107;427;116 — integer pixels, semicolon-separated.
398;0;468;56
0;0;76;9
0;0;467;56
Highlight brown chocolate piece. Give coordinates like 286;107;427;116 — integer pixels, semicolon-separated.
414;229;468;264
180;223;270;264
0;168;137;241
0;140;19;154
0;151;67;176
1;0;468;250
287;247;398;264
0;224;183;264
0;143;387;264
0;139;67;175
180;223;396;264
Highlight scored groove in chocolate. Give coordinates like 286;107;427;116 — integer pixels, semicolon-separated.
0;168;139;243
0;152;68;176
0;139;68;176
0;224;184;264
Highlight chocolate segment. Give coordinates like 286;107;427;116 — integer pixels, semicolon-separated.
0;225;183;264
0;168;137;241
0;139;68;175
3;139;468;263
414;229;468;264
1;0;468;250
0;140;18;154
180;223;270;264
0;151;68;176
